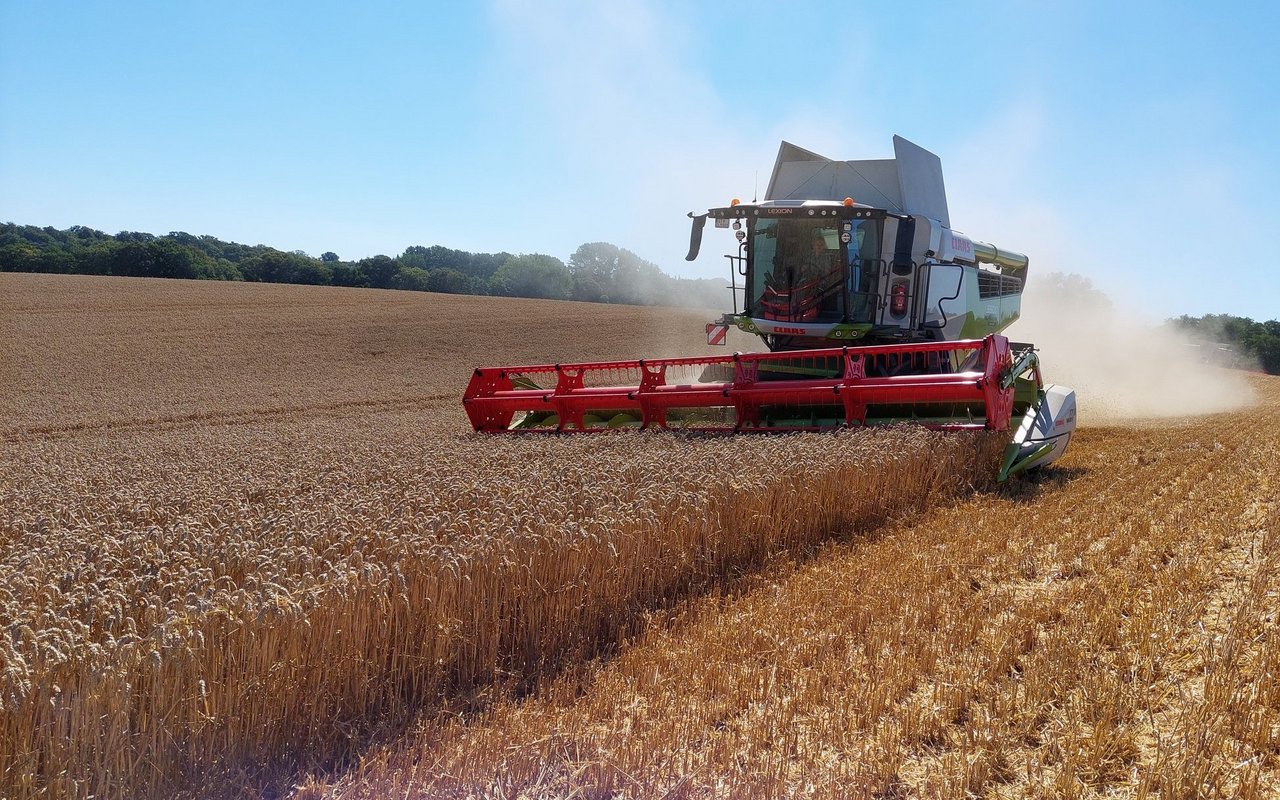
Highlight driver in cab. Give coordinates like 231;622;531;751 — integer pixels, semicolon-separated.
803;230;837;283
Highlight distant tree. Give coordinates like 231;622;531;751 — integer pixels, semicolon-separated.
109;241;157;277
1168;312;1280;375
330;262;363;287
398;245;433;271
400;244;485;276
568;242;619;302
0;242;45;272
76;241;118;275
469;250;511;280
396;266;431;291
1257;336;1280;374
567;241;709;306
194;258;244;281
571;274;609;303
114;230;155;244
194;235;226;261
489;254;572;299
240;250;314;284
427;267;471;294
294;260;333;286
569;241;618;275
219;241;253;263
0;224;734;309
0;241;74;273
8;226;53;247
358;255;400;289
68;225;106;243
146;238;202;279
42;249;76;273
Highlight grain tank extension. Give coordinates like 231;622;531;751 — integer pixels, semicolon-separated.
463;137;1076;480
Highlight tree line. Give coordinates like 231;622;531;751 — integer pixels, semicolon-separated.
0;224;730;309
1167;314;1280;375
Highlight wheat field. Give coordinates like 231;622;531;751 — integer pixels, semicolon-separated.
3;274;1277;799
304;398;1280;799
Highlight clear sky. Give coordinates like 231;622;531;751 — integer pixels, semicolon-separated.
2;1;1277;321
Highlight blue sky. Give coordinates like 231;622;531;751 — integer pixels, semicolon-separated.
2;1;1278;320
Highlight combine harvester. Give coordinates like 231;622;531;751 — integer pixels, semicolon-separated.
464;136;1076;480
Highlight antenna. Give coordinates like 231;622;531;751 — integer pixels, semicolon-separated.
753;170;758;203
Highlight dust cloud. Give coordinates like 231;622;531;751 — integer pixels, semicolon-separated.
1006;273;1256;425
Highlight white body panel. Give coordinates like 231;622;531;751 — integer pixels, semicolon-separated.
751;319;839;337
765;135;951;227
940;231;976;264
1011;384;1077;472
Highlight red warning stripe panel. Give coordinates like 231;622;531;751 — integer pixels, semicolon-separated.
462;336;1014;434
706;323;728;346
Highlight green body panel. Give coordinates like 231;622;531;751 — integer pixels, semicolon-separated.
956;307;1021;340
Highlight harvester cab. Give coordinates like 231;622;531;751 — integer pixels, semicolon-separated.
687;136;1030;354
463;136;1076;481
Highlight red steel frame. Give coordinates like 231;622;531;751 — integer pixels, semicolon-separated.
463;335;1015;434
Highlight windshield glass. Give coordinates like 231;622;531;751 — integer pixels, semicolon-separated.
748;217;881;324
749;218;843;323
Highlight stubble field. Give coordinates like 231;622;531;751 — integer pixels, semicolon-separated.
2;273;1278;799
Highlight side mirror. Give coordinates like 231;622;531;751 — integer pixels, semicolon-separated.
685;213;707;261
